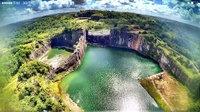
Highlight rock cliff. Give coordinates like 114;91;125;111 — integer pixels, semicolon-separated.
136;37;199;91
29;28;84;61
53;30;87;74
87;30;110;46
51;29;84;48
33;29;87;79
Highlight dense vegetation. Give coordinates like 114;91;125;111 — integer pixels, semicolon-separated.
0;14;74;111
0;10;200;111
17;61;65;111
17;61;50;81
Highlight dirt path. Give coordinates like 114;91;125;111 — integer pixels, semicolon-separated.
3;77;17;90
191;62;200;75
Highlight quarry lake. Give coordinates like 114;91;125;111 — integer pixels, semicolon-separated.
60;46;162;111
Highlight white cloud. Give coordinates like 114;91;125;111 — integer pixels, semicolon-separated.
84;0;92;3
31;0;74;11
197;3;200;7
163;0;178;5
88;0;200;28
24;8;36;14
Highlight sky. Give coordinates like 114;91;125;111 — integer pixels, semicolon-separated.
0;0;200;27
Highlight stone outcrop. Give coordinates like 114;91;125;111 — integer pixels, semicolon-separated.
109;28;133;47
87;30;110;46
32;29;87;79
86;28;143;50
51;29;84;48
53;30;87;74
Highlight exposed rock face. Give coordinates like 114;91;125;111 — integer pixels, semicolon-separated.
110;28;133;47
29;28;82;60
130;35;142;51
87;30;110;46
87;28;143;50
87;28;199;91
34;29;87;79
51;29;84;48
87;28;133;48
53;30;87;74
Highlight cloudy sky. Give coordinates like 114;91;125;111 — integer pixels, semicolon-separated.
0;0;200;27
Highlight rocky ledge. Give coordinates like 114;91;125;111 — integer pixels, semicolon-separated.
32;29;87;80
53;32;87;74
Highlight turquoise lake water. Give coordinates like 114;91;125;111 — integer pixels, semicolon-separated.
61;46;162;111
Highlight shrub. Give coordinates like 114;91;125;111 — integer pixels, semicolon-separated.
18;61;50;81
